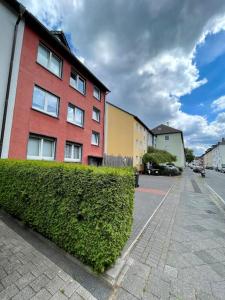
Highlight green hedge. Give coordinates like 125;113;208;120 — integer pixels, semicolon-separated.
0;160;134;272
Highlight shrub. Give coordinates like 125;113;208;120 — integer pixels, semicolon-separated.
143;150;176;165
0;160;134;273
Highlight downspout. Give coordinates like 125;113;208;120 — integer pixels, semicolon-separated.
0;5;25;157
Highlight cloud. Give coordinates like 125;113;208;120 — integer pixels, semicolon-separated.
211;95;225;112
20;0;225;155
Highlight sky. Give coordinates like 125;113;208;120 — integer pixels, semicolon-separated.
20;0;225;155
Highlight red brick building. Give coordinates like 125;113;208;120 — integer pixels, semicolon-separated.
0;0;109;165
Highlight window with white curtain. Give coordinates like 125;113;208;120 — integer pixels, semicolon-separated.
37;44;62;77
32;86;59;117
91;131;100;146
64;142;82;162
92;107;100;122
70;71;86;94
67;104;84;127
93;86;100;100
27;135;55;160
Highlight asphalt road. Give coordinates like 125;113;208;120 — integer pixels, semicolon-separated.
205;169;225;202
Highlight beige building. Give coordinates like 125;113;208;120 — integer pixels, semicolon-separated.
105;102;153;170
152;124;186;168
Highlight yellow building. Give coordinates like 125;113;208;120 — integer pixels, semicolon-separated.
105;102;153;169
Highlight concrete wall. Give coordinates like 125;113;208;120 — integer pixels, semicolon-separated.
133;121;149;169
155;133;185;168
0;1;24;158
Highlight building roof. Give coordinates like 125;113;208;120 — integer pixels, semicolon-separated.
152;124;182;135
6;0;110;92
106;102;153;134
50;31;70;50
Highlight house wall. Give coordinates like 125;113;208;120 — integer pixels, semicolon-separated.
155;133;185;168
0;2;24;158
133;121;148;169
8;25;105;164
212;144;225;169
105;103;134;158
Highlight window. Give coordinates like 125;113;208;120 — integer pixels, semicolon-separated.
93;86;100;100
70;72;86;94
27;135;55;160
32;86;59;117
37;44;62;77
165;135;169;141
92;107;100;122
91;131;100;146
67;104;84;127
65;142;82;162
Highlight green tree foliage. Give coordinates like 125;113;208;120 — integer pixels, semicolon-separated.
143;147;176;165
0;160;134;273
185;148;195;163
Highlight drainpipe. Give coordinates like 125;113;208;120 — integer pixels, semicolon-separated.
0;5;25;158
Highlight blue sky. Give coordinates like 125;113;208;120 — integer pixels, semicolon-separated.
182;31;225;122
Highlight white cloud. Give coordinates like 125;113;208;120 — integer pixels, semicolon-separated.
211;95;225;112
20;0;225;155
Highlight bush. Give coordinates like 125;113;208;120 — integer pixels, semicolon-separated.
0;160;134;273
143;147;176;165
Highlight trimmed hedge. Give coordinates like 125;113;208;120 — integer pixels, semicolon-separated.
0;160;134;272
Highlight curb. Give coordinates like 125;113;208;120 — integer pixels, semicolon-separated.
205;183;225;210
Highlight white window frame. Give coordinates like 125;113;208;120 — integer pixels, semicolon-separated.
91;131;100;146
70;71;86;95
165;135;169;141
64;142;82;162
37;44;62;77
27;135;55;161
67;104;84;127
32;86;59;117
93;86;101;100
92;107;100;122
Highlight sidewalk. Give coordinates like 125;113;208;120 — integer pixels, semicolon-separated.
0;217;97;300
116;170;225;299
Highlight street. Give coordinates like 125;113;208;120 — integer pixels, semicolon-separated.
117;169;225;300
1;170;225;299
205;170;225;203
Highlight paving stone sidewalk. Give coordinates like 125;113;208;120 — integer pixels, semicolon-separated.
0;218;97;300
116;170;225;300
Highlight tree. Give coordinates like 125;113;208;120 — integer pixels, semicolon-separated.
185;148;194;163
143;147;176;165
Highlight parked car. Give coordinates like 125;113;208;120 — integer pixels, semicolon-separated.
193;166;202;173
144;163;160;175
158;164;181;176
220;167;225;173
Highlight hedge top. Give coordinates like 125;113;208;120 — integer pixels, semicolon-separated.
0;159;133;175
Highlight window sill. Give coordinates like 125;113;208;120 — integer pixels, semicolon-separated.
36;61;63;80
27;156;55;161
92;118;100;123
66;120;84;129
31;107;59;119
91;143;100;147
69;84;86;97
93;95;101;101
64;159;81;163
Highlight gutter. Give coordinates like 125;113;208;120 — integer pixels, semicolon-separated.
0;4;25;157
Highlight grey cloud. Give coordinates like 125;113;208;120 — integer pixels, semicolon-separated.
21;0;225;154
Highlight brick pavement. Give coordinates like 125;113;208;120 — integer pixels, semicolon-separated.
0;218;97;300
115;170;225;299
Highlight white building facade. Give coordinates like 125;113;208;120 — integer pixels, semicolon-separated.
152;124;186;168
